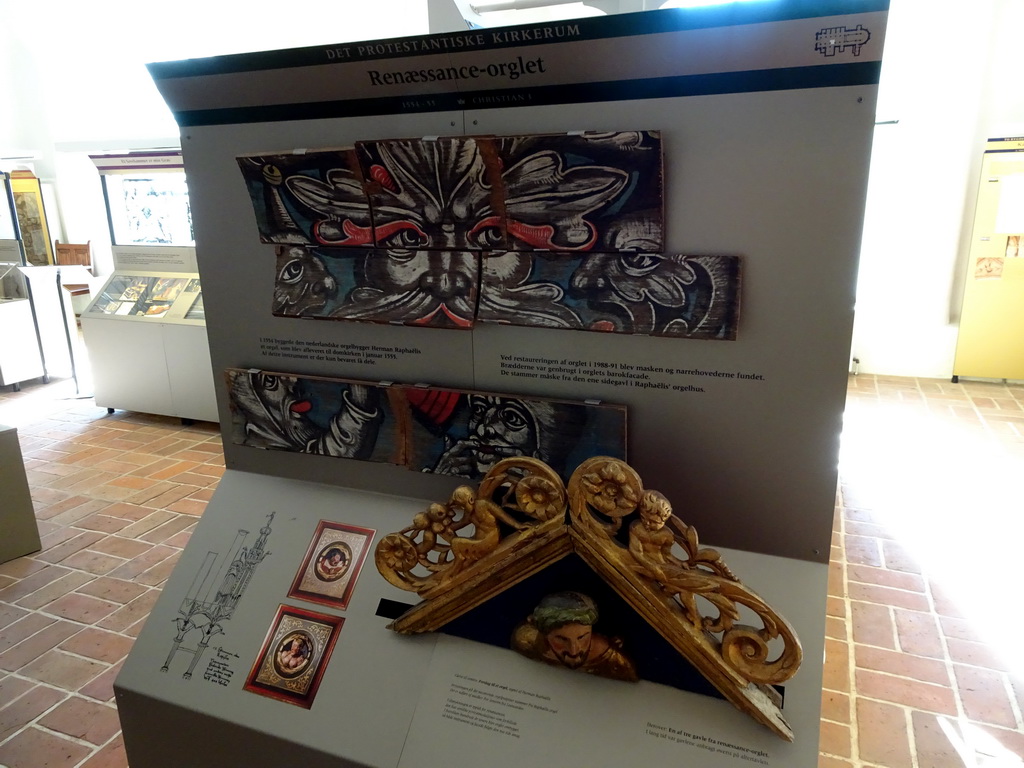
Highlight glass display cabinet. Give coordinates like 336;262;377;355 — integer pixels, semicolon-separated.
0;263;45;388
81;271;216;422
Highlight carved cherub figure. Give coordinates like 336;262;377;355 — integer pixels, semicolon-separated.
448;486;527;576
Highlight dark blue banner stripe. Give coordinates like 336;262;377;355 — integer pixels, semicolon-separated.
171;61;881;128
149;1;888;79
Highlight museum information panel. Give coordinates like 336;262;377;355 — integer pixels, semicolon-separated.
118;3;889;767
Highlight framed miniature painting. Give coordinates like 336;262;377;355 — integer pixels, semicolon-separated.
288;521;375;610
243;604;343;708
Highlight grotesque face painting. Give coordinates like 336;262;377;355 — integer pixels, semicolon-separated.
479;251;741;339
226;370;388;460
496;131;664;252
237;150;373;247
404;389;627;481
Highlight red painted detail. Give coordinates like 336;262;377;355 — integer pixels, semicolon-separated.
290;400;313;414
506;218;597;251
370;164;398;192
406;388;461;424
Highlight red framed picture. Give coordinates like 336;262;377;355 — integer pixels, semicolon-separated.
243;604;343;708
288;521;375;610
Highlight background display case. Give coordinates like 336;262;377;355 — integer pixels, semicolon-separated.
81;270;217;422
0;263;45;388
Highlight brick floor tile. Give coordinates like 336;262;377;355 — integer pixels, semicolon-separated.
0;676;39;713
46;500;114;527
59;627;134;664
95;502;157;522
910;710;968;767
74;513;134;533
14;571;94;610
38;696;121;745
857;698;913;768
854;644;950;686
825;615;845;640
29;486;70;508
38;525;82;550
76;577;149;605
850;600;896;649
848;582;930;612
144;484;203;510
191;463;225;478
0;724;93;768
947;637;1012;673
855;669;958;715
930;583;968;619
88;535;152;560
0;685;66;742
31;493;93;519
139;514;194;544
33;531;105;565
162;529;195;548
97;591;160;633
135;551;182;586
846;564;925;592
820;689;850;724
939;615;982;643
894;608;946;659
105;545;177;581
107;474;161;490
43;593;120;624
0;602;29;630
822;637;850;693
58;549;126;576
18;649;105;689
0;620;82;671
818;720;850;758
954;664;1017;729
148;459;200;480
166;497;208;516
80;733;128;768
79;659;123;702
116;510;176;538
0;565;71;603
843;534;882;567
825;596;845;619
880;539;923;574
974;723;1024;762
0;558;48;579
0;613;57;654
817;757;853;768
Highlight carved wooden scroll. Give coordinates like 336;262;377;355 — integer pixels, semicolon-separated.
376;455;802;741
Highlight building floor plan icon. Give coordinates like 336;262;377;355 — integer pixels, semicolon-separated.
161;513;275;679
815;25;871;57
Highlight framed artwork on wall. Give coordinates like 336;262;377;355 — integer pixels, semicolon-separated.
9;171;53;266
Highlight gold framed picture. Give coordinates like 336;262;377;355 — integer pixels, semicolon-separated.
288;520;375;610
9;171;53;266
243;604;343;708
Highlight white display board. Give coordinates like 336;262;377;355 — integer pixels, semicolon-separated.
121;3;889;766
145;3;887;563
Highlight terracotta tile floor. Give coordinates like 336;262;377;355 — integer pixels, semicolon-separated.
1;373;1023;767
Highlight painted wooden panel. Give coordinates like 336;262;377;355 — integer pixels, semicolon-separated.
479;252;741;340
272;246;479;329
225;369;403;464
401;386;627;481
237;149;374;247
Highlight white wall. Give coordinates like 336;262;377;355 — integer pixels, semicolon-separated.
851;0;1024;378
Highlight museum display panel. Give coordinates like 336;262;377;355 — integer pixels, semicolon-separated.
952;136;1024;381
116;3;889;766
80;246;217;422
